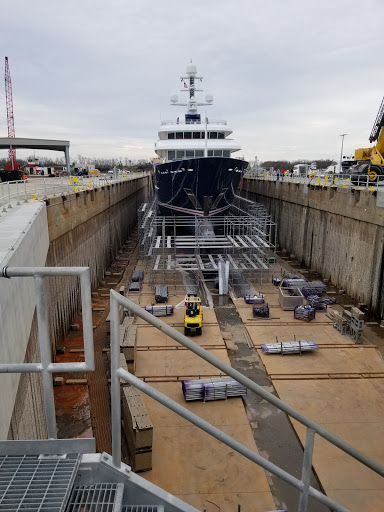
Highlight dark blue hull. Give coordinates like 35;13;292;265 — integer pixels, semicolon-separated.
155;157;248;216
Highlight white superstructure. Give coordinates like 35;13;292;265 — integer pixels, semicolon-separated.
155;61;242;161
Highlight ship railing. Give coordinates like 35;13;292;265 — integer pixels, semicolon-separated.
160;119;228;126
109;291;384;512
206;119;227;125
246;171;384;191
0;172;150;216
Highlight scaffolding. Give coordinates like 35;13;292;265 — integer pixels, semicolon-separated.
138;195;277;292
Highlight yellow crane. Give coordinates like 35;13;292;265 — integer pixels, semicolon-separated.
354;96;384;182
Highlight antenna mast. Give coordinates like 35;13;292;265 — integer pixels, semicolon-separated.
5;57;17;170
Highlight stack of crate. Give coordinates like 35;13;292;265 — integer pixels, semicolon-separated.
105;307;126;345
122;385;153;472
120;316;136;374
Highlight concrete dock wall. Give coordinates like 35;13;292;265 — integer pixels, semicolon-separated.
0;203;49;440
241;178;384;318
44;177;148;348
6;176;149;441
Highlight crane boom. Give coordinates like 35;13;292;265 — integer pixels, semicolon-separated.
369;96;384;143
4;56;17;170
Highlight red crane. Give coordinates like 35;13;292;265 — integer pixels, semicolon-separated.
5;56;18;170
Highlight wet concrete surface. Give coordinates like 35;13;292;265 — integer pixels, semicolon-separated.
212;292;329;512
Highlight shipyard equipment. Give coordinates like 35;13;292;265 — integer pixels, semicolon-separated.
184;294;202;335
1;57;22;182
352;96;384;182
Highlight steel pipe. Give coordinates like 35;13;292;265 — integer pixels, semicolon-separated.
35;276;57;439
0;363;43;373
298;428;315;512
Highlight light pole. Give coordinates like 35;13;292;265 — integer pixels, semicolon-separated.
339;133;347;174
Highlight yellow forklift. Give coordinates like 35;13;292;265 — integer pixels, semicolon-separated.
184;294;202;336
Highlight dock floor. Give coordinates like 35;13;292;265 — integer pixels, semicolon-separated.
127;255;384;512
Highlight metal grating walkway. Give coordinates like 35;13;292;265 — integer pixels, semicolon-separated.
0;455;80;512
66;483;124;512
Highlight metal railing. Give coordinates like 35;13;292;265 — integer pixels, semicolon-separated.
0;172;149;215
245;172;384;191
110;290;384;512
1;266;383;511
0;267;94;439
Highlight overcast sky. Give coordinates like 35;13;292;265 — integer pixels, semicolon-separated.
1;0;384;164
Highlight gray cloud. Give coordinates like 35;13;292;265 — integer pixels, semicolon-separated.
1;0;384;163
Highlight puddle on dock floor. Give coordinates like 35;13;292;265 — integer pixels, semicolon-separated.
54;385;91;439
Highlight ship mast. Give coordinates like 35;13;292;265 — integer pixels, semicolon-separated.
170;60;213;112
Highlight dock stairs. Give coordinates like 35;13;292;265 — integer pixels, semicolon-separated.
0;451;172;512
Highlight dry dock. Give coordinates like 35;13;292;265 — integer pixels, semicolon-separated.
123;253;384;512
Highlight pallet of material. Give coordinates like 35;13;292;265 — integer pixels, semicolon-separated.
253;303;269;318
244;293;265;304
122;385;153;472
155;285;168;303
144;305;174;317
261;340;318;355
294;305;316;322
120;316;137;361
131;270;144;282
128;281;142;292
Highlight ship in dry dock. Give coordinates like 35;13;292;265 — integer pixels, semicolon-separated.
154;61;248;216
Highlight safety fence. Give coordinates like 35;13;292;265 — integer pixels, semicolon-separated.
0;172;149;216
246;172;384;190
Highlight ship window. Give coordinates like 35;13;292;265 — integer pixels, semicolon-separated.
214;150;222;157
209;132;218;139
218;132;225;139
176;132;183;139
208;150;214;156
184;132;192;139
201;132;205;139
176;150;184;159
186;150;194;157
195;150;204;157
223;150;231;157
193;132;201;139
168;133;175;139
168;151;176;160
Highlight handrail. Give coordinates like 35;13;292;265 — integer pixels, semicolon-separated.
110;290;384;512
0;267;94;439
243;172;384;191
0;172;150;215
